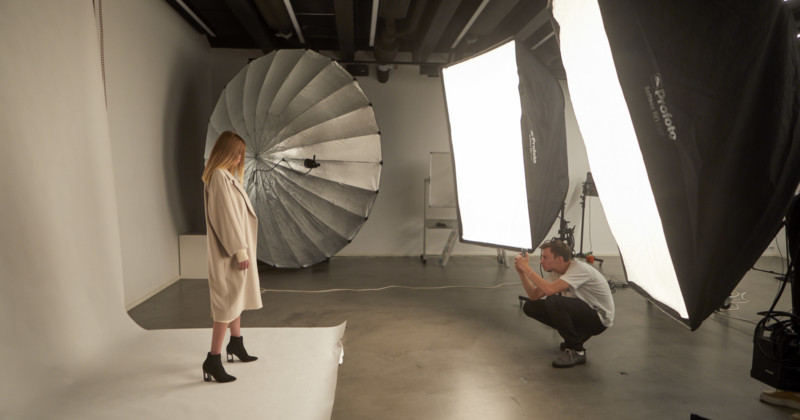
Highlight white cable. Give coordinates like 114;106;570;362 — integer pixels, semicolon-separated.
713;310;757;325
735;291;749;304
260;282;519;294
717;290;750;312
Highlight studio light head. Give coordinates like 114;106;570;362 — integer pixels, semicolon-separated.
304;155;321;169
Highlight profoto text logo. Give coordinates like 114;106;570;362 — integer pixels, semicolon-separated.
528;129;538;164
644;73;677;141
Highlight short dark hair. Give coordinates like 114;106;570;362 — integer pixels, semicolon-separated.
539;240;572;261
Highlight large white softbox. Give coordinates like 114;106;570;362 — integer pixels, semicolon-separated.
552;0;800;329
441;40;569;252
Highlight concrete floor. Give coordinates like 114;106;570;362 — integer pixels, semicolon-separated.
128;256;796;419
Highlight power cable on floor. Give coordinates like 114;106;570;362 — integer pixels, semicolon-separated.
260;282;519;294
712;290;761;327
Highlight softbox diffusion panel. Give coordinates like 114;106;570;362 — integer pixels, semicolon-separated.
441;40;568;251
553;0;800;329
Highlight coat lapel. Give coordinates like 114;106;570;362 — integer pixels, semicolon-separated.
222;169;257;218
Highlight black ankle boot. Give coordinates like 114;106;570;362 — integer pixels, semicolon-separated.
202;352;236;383
226;335;258;362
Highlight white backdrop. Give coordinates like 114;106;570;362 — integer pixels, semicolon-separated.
0;1;138;414
0;2;344;418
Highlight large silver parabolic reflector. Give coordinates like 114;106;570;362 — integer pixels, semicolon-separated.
206;49;382;268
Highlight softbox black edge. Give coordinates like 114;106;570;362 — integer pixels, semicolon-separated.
455;237;533;254
443;38;562;252
516;41;569;251
627;281;692;330
597;0;800;330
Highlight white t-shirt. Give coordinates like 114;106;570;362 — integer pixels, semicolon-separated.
546;259;615;327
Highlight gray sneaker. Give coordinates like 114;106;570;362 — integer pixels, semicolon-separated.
560;342;586;351
552;349;586;368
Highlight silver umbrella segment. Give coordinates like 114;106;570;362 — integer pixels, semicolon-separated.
206;49;382;268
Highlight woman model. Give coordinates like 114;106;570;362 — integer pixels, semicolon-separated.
200;131;263;383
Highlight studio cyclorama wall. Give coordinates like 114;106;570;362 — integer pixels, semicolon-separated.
0;2;345;419
102;0;213;308
0;1;137;415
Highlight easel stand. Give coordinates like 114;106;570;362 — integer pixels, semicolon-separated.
421;176;459;267
420;176;509;268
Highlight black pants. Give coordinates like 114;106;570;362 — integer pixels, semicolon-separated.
523;295;606;351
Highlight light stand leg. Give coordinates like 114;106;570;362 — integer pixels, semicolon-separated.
498;249;509;268
421;177;429;263
440;227;458;267
578;190;586;257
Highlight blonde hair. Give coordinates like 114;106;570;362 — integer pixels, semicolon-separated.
202;131;246;184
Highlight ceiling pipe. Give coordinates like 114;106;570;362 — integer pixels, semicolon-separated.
396;0;426;37
283;0;306;44
374;0;427;83
369;0;380;47
374;18;398;64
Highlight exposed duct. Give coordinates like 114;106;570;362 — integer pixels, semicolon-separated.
374;0;427;83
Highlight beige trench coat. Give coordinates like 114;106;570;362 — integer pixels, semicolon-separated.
204;169;263;322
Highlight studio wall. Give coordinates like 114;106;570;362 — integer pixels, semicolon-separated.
0;1;136;415
337;66;619;257
197;51;622;258
103;0;212;307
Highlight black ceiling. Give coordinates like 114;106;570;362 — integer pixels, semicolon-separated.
166;0;800;80
165;0;565;76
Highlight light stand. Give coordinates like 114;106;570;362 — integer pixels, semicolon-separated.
576;172;603;267
554;201;576;253
751;194;800;390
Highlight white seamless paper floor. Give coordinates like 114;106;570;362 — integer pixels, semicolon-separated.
35;324;346;420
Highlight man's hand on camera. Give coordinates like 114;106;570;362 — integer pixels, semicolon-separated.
514;253;529;273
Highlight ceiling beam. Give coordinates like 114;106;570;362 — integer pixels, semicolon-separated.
451;0;490;49
224;0;278;53
334;0;355;60
172;0;217;37
254;0;295;34
415;0;462;62
515;7;550;43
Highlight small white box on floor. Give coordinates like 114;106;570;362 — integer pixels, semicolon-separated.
179;234;207;279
